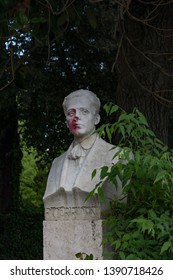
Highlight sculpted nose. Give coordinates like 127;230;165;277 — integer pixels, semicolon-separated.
74;110;81;119
74;115;79;121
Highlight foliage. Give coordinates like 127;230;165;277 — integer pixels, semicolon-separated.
0;0;118;213
19;145;48;211
0;87;22;212
0;0;118;159
0;0;173;258
0;144;46;259
75;252;94;260
95;103;173;259
11;1;117;163
0;211;43;259
1;0;173;212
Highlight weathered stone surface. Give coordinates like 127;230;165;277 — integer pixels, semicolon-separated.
43;90;125;260
43;188;110;259
43;90;123;201
45;206;100;221
44;187;102;220
43;220;103;260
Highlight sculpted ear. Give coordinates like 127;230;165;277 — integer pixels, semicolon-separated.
95;114;100;125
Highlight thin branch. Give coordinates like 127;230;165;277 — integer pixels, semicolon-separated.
44;0;76;15
111;34;124;72
121;44;153;95
0;45;37;93
121;44;173;107
125;34;173;78
115;0;173;33
153;92;173;107
0;79;14;91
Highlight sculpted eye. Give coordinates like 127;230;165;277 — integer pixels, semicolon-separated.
80;108;89;114
67;110;75;117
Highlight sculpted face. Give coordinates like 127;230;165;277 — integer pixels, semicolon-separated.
65;95;100;141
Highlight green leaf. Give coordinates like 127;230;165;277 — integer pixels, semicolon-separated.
119;251;125;259
100;166;109;180
150;157;159;169
106;125;112;143
126;124;132;136
141;219;155;237
98;186;105;202
75;252;82;259
135;151;141;163
148;209;157;220
136;110;149;126
126;254;138;260
115;239;121;250
122;241;128;249
84;254;93;260
119;125;125;138
129;114;139;125
122;233;132;241
143;155;152;166
146;129;155;137
110;104;119;115
118;113;128;122
103;103;112;115
19;10;28;25
154;170;167;184
160;241;171;254
84;189;96;202
91;168;97;179
138;116;148;126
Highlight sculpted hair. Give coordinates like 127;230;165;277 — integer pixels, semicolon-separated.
63;89;101;115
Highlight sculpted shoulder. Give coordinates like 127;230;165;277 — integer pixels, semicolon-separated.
51;152;67;166
96;137;121;164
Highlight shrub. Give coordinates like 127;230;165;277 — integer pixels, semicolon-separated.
0;211;43;259
96;104;173;259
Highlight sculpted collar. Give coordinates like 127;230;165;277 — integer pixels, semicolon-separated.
68;133;98;160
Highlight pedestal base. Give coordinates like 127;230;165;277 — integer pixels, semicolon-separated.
43;220;103;260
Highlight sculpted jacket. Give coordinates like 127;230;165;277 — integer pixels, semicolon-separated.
43;134;123;202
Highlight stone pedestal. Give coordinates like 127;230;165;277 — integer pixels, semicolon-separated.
43;220;103;260
43;188;108;260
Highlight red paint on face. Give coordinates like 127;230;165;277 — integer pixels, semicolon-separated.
67;117;82;134
66;103;97;139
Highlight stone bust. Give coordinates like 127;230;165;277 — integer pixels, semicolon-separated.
43;89;123;214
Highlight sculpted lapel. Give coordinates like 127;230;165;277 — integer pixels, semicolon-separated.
74;137;116;192
43;136;120;199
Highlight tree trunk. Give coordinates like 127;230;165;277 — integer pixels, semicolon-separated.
116;0;173;144
0;89;22;213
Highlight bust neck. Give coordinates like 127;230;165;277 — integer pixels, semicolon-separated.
73;129;96;145
73;131;98;150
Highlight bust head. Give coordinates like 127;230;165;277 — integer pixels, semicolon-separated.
63;89;101;141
